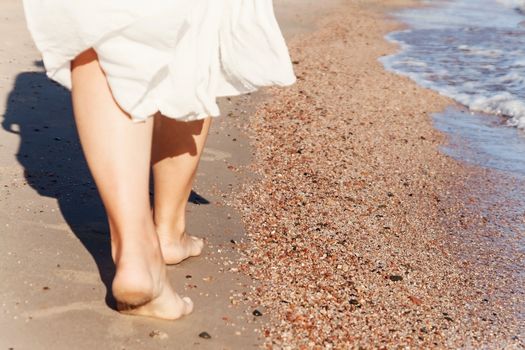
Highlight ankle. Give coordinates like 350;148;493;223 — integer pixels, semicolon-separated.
155;221;186;242
111;228;162;265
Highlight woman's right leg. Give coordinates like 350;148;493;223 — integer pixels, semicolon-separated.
70;48;192;319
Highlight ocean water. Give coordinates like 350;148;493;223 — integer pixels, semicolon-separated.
380;0;525;177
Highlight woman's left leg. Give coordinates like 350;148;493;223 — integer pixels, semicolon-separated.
71;48;193;319
151;115;211;265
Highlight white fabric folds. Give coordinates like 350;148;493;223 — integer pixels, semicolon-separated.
22;0;296;122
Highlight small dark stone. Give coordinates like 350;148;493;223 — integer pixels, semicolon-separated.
444;316;454;322
198;331;211;339
387;192;394;197
149;330;168;339
54;137;61;141
292;60;300;65
349;299;359;305
252;309;262;316
42;286;49;291
185;275;192;279
389;275;403;282
230;239;236;244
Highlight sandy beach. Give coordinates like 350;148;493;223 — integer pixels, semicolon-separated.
1;0;523;349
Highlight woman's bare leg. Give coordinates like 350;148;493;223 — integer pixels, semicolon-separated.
151;115;211;265
71;48;192;319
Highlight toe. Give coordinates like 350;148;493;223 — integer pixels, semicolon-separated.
182;296;194;315
191;237;204;256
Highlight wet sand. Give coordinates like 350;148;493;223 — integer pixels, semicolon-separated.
0;0;264;348
225;0;525;348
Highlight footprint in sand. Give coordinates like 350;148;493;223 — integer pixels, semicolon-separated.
54;268;100;286
22;300;108;319
200;148;231;162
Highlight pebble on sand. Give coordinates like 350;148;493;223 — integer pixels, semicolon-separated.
149;330;168;340
389;275;403;282
252;309;263;317
198;331;212;339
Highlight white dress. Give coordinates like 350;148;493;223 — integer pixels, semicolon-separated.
22;0;296;122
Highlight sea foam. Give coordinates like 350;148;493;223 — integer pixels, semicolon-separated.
380;0;525;129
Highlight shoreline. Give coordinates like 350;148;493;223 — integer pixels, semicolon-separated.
228;0;524;348
381;0;525;180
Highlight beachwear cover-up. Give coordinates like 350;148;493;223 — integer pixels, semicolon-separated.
22;0;296;122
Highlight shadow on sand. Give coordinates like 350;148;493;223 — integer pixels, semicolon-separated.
1;61;210;309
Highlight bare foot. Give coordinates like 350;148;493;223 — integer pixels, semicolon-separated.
117;280;193;320
112;243;193;320
158;231;204;265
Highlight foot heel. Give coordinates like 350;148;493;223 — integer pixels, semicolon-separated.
114;290;152;308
